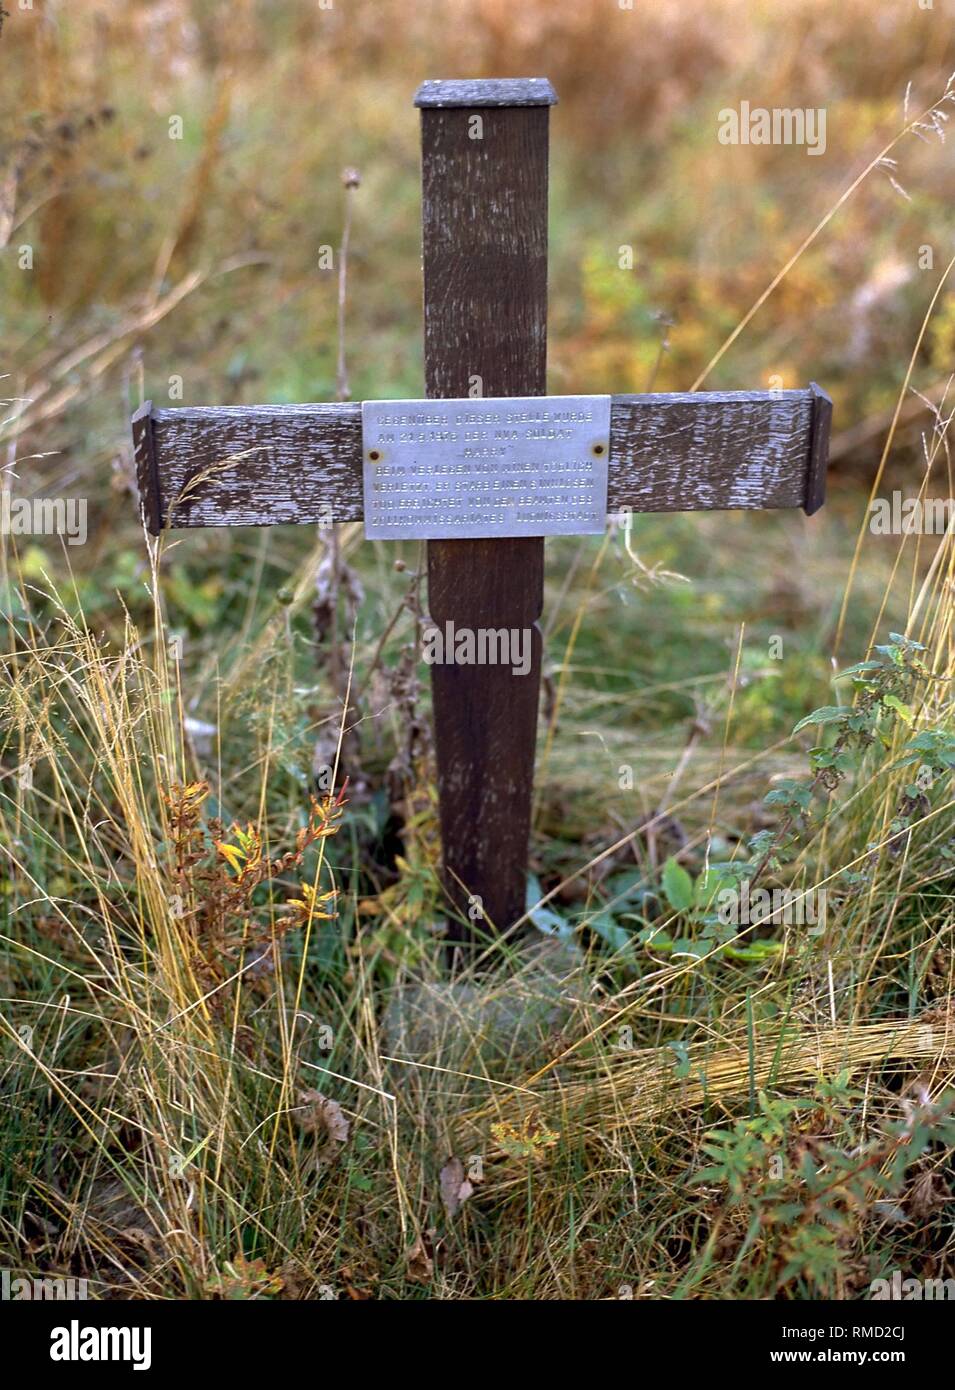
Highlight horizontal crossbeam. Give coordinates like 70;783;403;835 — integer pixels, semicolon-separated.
131;385;831;534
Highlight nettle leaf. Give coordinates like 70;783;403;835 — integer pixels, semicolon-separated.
810;746;854;772
874;642;904;665
662;857;694;913
897;728;955;769
636;924;674;951
882;694;913;725
708;914;740;945
602;868;646;903
726;861;759;889
693;866;737;910
792;706;848;735
889;631;926;650
671;935;715;959
747;830;777;859
588;911;632;954
525;874;574;941
838;660;883;678
764;778;813;813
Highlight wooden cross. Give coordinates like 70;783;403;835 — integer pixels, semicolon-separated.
131;77;831;945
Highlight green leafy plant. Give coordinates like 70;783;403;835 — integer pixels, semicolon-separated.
691;1079;955;1295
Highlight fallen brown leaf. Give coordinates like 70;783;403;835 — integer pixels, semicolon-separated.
296;1089;350;1146
406;1233;434;1284
439;1156;474;1220
909;1168;951;1218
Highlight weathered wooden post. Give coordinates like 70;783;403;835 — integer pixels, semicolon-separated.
415;78;555;942
131;76;832;954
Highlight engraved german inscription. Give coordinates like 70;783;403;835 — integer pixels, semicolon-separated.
361;395;611;540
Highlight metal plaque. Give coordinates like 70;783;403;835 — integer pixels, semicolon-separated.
361;395;611;540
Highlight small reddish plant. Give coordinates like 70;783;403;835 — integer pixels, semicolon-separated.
161;780;345;997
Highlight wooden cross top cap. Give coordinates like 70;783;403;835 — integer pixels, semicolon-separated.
413;78;559;107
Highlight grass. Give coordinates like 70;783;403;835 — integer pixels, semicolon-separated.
1;0;954;1300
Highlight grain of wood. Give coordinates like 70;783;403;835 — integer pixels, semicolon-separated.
420;100;550;943
139;390;825;532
